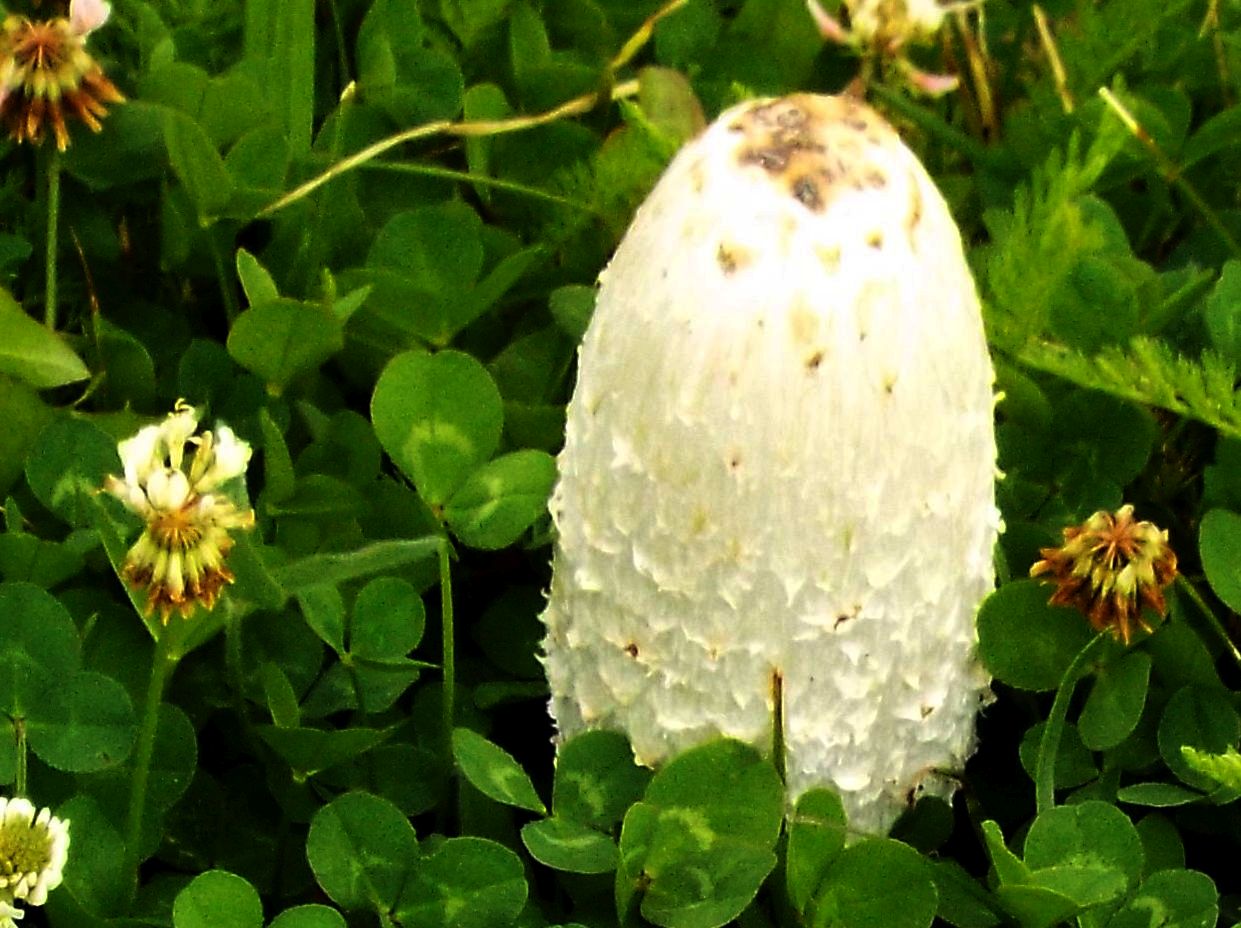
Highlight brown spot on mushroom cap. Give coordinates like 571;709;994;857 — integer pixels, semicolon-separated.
792;175;822;210
857;169;887;190
834;603;862;629
716;242;751;274
731;94;898;214
906;182;923;238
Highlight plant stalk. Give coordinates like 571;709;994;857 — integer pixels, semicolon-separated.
439;539;455;744
256;0;692;219
868;83;1010;172
1175;574;1241;673
1034;632;1109;814
44;146;61;329
1099;86;1241;261
207;229;241;325
13;718;27;797
123;633;178;898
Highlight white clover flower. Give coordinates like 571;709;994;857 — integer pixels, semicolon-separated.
0;797;69;914
845;0;954;47
0;898;21;928
189;426;252;493
104;402;256;622
806;0;981;94
810;0;979;50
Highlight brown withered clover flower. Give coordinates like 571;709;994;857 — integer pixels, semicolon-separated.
1030;505;1177;644
0;0;123;151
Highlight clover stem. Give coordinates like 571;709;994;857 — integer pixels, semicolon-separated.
1035;632;1109;814
1099;86;1241;261
43;146;61;329
1175;575;1241;672
13;718;27;797
123;633;179;900
440;539;456;744
208;229;240;325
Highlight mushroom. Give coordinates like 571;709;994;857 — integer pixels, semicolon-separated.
542;93;998;835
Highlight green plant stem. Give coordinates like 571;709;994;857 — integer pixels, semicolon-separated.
1176;574;1241;673
43;146;61;329
123;633;179;897
258;0;692;219
867;83;1010;173
327;0;349;91
1098;86;1241;261
300;83;351;298
207;228;241;324
259;79;641;217
361;161;597;212
1035;632;1109;814
610;0;689;71
14;718;27;797
439;539;455;743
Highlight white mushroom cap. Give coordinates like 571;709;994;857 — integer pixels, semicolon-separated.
542;93;999;835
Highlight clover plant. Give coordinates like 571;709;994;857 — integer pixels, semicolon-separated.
1;1;1241;927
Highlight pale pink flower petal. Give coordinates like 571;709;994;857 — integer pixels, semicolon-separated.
69;0;111;36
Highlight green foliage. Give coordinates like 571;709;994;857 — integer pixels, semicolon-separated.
976;580;1096;691
173;871;264;928
453;726;547;814
306;791;418;912
371;348;504;506
616;739;783;928
1180;745;1241;794
521;816;620;873
0;292;89;388
807;839;937;928
5;0;1241;926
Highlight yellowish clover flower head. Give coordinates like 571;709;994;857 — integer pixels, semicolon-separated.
0;796;70;919
0;0;124;150
806;0;979;94
104;401;256;622
1030;505;1178;645
845;0;955;50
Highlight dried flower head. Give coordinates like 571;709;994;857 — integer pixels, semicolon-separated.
0;0;123;151
805;0;980;94
845;0;958;50
1030;505;1178;644
103;401;255;622
0;796;70;918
